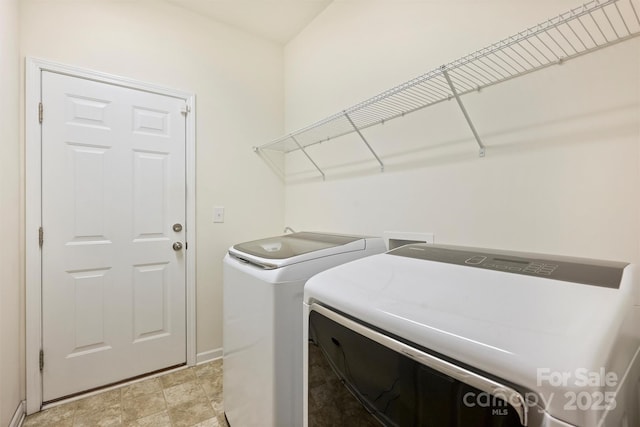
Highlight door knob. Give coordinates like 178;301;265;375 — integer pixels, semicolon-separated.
173;242;183;251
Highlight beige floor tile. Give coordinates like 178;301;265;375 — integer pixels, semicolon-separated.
160;368;197;389
75;389;122;415
23;403;76;427
198;375;222;399
123;410;172;427
193;417;220;427
26;360;227;427
216;413;229;427
205;389;222;405
167;397;216;427
210;400;223;415
122;390;166;421
121;378;162;400
163;380;207;408
193;361;221;379
73;403;122;427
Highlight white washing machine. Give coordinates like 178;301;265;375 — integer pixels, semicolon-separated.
303;243;640;427
223;232;386;427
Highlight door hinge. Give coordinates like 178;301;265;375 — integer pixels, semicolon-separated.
180;104;191;115
39;349;44;371
38;102;43;124
38;227;43;248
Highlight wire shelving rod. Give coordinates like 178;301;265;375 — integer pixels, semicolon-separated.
254;0;640;178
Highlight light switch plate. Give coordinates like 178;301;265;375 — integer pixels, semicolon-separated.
213;206;225;223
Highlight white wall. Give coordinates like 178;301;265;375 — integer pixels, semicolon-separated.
20;0;285;362
0;0;23;424
284;0;640;264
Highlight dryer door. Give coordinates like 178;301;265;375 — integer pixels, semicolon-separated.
308;304;528;427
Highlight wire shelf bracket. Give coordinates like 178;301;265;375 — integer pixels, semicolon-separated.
292;135;326;180
344;111;385;172
255;0;640;178
442;68;486;158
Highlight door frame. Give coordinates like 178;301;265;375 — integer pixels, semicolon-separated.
25;57;197;414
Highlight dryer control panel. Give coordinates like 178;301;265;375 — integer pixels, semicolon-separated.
389;244;628;289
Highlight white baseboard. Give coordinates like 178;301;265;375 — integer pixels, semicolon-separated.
196;348;223;365
9;400;25;427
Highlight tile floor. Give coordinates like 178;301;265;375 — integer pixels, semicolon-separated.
23;359;227;427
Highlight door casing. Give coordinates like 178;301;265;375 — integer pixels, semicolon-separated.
25;57;197;414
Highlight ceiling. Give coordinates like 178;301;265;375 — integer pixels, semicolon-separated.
165;0;333;44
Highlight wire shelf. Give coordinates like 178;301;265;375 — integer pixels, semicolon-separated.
255;0;640;177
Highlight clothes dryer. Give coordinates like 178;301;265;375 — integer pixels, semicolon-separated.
304;244;640;427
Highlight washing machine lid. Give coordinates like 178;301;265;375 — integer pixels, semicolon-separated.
229;232;367;269
304;244;637;424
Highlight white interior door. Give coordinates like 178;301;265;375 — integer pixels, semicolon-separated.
41;71;187;401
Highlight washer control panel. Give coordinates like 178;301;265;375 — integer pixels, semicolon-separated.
390;244;627;289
